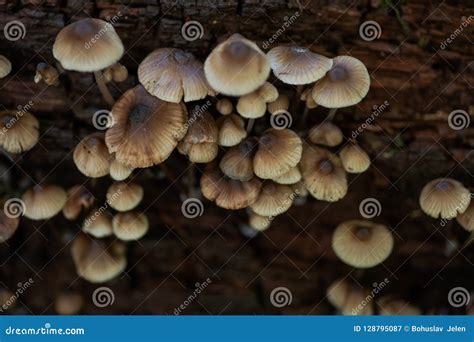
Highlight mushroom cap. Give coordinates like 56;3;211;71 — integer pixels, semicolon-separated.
327;278;373;315
0;209;20;243
272;165;302;185
138;48;214;103
253;128;303;179
204;33;270;96
216;114;247;147
267;46;333;85
0;55;12;78
178;141;218;163
55;293;83;315
377;297;421;315
250;181;294;217
182;108;218;144
300;88;318;109
103;63;128;83
312;55;370;108
105;85;188;168
62;185;95;220
82;209;113;238
34;62;60;86
0;110;39;154
109;158;134;181
457;201;474;232
300;144;347;202
22;185;67;220
200;162;261;210
332;219;394;268
419;178;471;219
106;181;144;212
308;122;343;147
216;98;233;115
112;212;149;241
53;18;124;72
339;143;370;173
71;234;126;283
236;82;278;119
291;181;309;198
219;137;258;181
249;211;271;231
267;94;290;115
73;133;112;178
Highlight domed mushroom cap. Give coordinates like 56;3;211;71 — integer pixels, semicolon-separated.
457;202;474;232
301;88;317;109
308;122;343;147
377;297;421;315
112;212;149;241
219;137;258;181
200;162;261;210
250;181;294;217
22;185;67;220
103;63;128;83
204;33;270;96
82;209;113;238
419;178;471;219
236;82;279;119
340;143;370;173
300;144;347;202
249;211;271;231
327;278;373;315
71;234;126;283
267;46;333;85
53;18;124;72
0;55;11;78
109;158;134;181
216;114;247;147
272;166;301;185
254;128;303;179
0;110;39;154
73;133;112;178
106;181;143;212
138;48;214;103
62;185;95;220
267;94;290;115
178;141;218;163
216;98;233;115
332;220;394;268
312;55;370;108
34;62;59;86
105;85;188;168
55;292;83;315
0;209;20;243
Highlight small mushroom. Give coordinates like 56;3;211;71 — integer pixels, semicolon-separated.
103;63;128;83
216;98;233;115
106;181;144;212
272;165;302;185
249;211;271;231
300;88;317;109
457;201;474;232
34;62;59;86
22;185;67;220
73;133;112;178
55;292;83;315
109;158;134;181
267;94;290;115
327;278;373;315
82;209;113;238
0;110;39;154
216;114;247;147
62;185;95;220
308;122;343;147
339;143;371;173
219;137;258;181
112;212;149;241
250;181;294;217
0;55;12;78
236;82;279;119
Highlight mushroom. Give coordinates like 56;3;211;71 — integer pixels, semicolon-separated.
236;82;279;119
291;181;309;206
377;297;421;315
138;48;214;103
73;133;112;178
216;114;247;147
53;18;124;105
339;143;371;173
300;88;317;109
204;33;270;96
0;206;20;243
0;55;11;78
112;212;149;241
103;63;128;83
55;292;83;315
22;185;67;220
311;55;370;108
219;137;258;181
250;181;294;217
332;219;394;268
105;85;188;168
0;110;39;154
267;46;332;85
82;209;113;238
272;166;302;185
419;178;471;219
71;234;126;283
308;122;343;147
249;211;271;231
216;98;233;115
62;185;95;220
267;94;290;115
300;144;347;202
327;278;373;315
106;181;144;212
34;62;60;86
457;201;474;232
109;158;134;181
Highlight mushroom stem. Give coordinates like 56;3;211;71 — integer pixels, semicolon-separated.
246;119;255;133
327;108;338;121
94;70;115;106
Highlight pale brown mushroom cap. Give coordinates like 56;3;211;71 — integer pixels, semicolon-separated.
327;278;373;315
254;128;303;179
0;55;11;78
267;46;333;85
103;63;128;83
308;122;343;147
300;144;347;202
34;62;60;86
272;165;302;185
106;181;144;212
105;85;188;168
112;211;149;241
250;181;294;217
138;48;214;103
249;211;271;231
55;293;83;315
340;143;370;173
22;185;67;220
300;88;318;109
236;82;278;119
0;209;20;243
71;234;126;283
216;114;247;147
457;201;474;232
204;34;270;96
377;297;421;315
291;181;309;198
219;137;258;181
216;98;233;115
178;141;218;163
312;55;370;108
62;185;95;220
73;133;112;178
0;110;39;154
267;94;290;115
332;220;394;268
53;18;124;72
419;178;471;219
200;162;261;210
109;158;134;181
82;209;113;238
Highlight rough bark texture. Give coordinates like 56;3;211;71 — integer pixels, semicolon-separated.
0;0;473;315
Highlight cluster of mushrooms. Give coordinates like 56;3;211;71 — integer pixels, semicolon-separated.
0;17;472;314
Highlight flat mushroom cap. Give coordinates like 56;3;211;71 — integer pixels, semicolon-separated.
204;34;270;96
73;133;112;178
112;212;149;241
332;219;394;268
22;185;67;220
53;18;124;72
0;111;39;154
109;158;134;181
0;209;20;243
249;211;271;231
236;82;279;119
216;114;247;147
219;137;258;181
105;85;188;168
253;128;303;179
457;202;474;232
250;181;294;217
138;48;214;103
272;165;302;185
200;162;261;210
0;55;12;78
62;185;95;220
82;209;113;238
312;55;370;108
267;46;333;85
339;144;370;173
106;181;144;212
308;122;343;147
419;178;471;219
300;144;347;202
